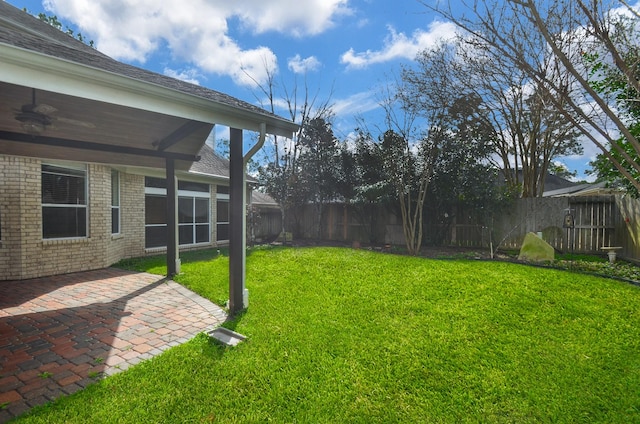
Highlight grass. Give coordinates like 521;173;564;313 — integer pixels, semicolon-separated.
115;248;230;306
13;247;640;423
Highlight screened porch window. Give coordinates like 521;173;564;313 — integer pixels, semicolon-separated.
179;197;210;245
41;164;87;239
144;177;210;248
216;185;229;242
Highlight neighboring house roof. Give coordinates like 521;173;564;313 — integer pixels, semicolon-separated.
251;191;279;208
543;181;622;197
0;2;297;169
189;144;258;184
540;173;579;192
190;144;234;178
498;170;578;194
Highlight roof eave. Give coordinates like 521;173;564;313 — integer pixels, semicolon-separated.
0;43;298;138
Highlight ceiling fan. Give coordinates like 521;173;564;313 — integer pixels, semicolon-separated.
14;88;95;134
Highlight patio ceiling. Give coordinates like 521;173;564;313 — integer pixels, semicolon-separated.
0;2;297;170
0;81;212;170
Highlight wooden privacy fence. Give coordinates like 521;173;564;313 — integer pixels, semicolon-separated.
616;195;640;260
495;196;617;253
247;205;282;244
467;195;639;260
279;194;640;261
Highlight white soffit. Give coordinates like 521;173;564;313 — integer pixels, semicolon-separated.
0;44;296;138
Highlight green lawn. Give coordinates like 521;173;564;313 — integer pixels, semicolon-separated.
14;247;640;423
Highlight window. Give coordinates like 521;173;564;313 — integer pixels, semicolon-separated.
144;177;210;248
216;185;229;242
145;194;167;248
179;196;210;245
111;170;120;234
42;164;87;239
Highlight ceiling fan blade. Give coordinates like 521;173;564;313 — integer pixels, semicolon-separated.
55;117;96;128
15;88;96;132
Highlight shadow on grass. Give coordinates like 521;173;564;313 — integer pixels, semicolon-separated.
114;248;229;273
114;245;288;274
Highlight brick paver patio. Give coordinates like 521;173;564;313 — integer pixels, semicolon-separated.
0;268;227;422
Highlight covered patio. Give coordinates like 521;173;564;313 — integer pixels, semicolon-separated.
0;268;227;422
0;4;298;422
0;3;297;314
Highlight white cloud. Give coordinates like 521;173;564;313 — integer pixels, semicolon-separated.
43;0;349;87
163;67;202;85
333;91;379;117
340;21;457;69
234;0;352;37
356;18;369;29
288;54;322;74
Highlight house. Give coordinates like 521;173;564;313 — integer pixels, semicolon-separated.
0;3;297;313
542;181;622;197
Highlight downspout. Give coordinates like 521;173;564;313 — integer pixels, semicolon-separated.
244;122;267;166
244;123;266;248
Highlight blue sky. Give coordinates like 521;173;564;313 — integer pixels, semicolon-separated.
5;0;596;179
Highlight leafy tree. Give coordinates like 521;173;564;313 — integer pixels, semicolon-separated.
549;162;579;180
585;42;640;197
424;94;508;245
427;0;640;194
406;37;581;198
589;123;640;197
258;141;311;239
343;130;394;244
363;76;446;256
297;117;342;238
379;128;440;255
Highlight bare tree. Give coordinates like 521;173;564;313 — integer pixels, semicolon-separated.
461;48;582;196
244;60;333;240
427;0;640;193
373;74;448;255
407;26;581;197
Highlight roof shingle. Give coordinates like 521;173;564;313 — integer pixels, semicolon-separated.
0;2;284;123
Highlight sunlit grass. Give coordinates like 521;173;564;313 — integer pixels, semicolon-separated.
15;247;640;423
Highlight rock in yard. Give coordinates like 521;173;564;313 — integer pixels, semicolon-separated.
518;232;555;262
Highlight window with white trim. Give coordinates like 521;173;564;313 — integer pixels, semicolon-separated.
41;163;87;239
111;170;120;235
144;177;210;248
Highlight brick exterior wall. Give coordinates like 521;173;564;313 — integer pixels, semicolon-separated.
0;155;230;280
0;157;115;280
0;155;35;279
106;172;146;265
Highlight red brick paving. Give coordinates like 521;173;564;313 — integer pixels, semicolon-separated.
0;268;227;423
